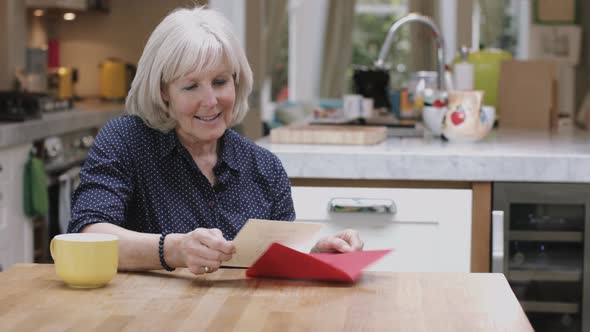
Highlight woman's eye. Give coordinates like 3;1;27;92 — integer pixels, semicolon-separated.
183;83;198;91
213;79;227;86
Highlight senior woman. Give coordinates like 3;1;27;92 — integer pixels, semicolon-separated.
68;6;363;276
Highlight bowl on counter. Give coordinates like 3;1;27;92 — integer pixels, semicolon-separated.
422;105;447;135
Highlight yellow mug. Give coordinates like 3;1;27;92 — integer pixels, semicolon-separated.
50;233;119;288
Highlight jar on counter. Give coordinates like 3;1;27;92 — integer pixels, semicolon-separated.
403;71;437;119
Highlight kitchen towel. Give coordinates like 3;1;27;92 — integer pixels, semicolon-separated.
23;152;49;218
246;242;392;282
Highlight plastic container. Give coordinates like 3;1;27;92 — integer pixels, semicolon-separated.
405;71;437;118
453;46;474;90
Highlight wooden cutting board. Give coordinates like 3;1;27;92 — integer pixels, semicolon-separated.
270;125;387;145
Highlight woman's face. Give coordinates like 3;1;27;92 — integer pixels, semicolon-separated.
163;62;235;145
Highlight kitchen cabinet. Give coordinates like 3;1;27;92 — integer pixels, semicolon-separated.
0;143;34;270
0;181;7;272
291;185;472;272
0;248;8;272
290;179;491;272
0;176;8;251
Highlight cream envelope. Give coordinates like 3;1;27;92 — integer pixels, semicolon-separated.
224;219;323;268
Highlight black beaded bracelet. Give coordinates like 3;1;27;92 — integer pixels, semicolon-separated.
158;233;175;271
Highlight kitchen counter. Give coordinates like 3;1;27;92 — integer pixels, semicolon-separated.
257;128;590;183
0;101;124;148
0;264;533;331
259;128;590;274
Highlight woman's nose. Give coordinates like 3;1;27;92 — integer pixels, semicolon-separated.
201;86;218;108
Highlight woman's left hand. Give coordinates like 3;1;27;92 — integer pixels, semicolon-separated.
311;229;364;253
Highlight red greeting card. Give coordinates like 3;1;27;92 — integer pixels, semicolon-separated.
246;242;392;282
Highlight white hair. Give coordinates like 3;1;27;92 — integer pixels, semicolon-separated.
126;6;253;132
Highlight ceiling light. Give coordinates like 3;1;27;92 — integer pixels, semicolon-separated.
63;12;76;21
33;9;44;17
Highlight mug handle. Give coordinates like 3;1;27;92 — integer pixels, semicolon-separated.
50;239;56;261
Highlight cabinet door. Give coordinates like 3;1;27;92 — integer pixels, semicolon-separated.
0;247;9;272
291;186;472;272
0;144;35;268
0;156;8;184
493;182;590;332
0;182;8;251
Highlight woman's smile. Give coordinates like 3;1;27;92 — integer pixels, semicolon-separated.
194;112;222;123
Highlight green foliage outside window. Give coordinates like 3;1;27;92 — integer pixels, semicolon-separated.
348;0;409;92
269;0;410;101
349;13;410;92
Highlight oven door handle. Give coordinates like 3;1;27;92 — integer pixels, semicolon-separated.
328;198;397;215
491;210;505;273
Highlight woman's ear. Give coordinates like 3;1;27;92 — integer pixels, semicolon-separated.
160;83;169;104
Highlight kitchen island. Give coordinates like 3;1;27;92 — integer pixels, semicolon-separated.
0;264;533;331
257;128;590;272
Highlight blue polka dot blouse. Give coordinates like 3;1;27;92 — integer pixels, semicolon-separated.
68;115;295;240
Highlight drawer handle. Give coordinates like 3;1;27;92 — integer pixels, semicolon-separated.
491;210;504;273
328;198;396;214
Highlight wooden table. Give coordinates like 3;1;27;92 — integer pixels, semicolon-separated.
0;264;533;332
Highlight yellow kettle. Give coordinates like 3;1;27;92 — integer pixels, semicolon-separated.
99;58;136;101
48;67;75;100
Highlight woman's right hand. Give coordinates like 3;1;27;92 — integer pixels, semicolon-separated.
177;228;235;275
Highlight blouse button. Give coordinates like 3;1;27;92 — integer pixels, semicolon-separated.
208;200;215;208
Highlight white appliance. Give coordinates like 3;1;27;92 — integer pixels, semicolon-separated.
0;144;35;271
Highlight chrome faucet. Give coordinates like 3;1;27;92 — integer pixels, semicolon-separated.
374;13;446;90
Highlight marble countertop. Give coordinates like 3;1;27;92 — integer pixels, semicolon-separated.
0;101;123;148
257;129;590;183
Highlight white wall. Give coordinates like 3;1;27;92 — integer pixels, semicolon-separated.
515;0;530;60
439;0;457;63
0;0;27;90
288;0;328;103
209;0;245;47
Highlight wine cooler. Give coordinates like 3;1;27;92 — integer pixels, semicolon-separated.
493;183;590;332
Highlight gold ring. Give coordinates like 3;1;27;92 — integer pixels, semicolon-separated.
203;266;210;273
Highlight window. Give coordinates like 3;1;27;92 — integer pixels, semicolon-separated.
349;0;409;91
477;0;520;55
269;17;289;103
475;0;530;59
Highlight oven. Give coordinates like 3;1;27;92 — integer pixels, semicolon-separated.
33;128;96;262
